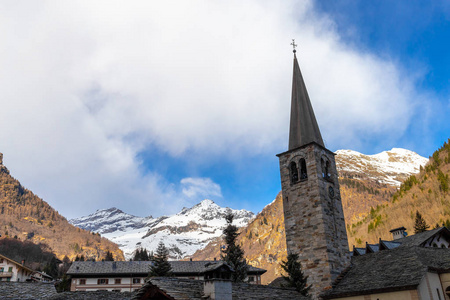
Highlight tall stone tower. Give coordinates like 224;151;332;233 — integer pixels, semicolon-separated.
277;51;350;299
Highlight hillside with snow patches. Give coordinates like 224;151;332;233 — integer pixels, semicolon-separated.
69;199;254;260
336;148;428;186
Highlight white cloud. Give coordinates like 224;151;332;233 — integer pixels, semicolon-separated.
0;0;427;218
181;177;222;200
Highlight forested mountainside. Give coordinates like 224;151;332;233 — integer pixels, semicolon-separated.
192;146;439;285
0;153;124;261
337;148;427;226
348;139;450;246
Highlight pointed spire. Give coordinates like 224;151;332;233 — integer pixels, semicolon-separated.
288;52;324;150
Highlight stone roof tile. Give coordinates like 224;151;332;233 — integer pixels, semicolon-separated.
1;282;57;299
132;277;308;300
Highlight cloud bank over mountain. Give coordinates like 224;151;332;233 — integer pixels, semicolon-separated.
0;1;433;218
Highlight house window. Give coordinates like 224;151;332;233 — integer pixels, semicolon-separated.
97;278;109;285
289;162;299;184
8;267;12;272
248;276;255;282
115;278;121;284
299;158;307;180
0;259;3;263
0;267;3;272
79;279;86;285
133;278;141;284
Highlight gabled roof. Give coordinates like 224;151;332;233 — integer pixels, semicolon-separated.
395;227;450;247
67;260;266;276
322;246;450;299
0;253;34;273
379;240;401;251
352;247;366;256
288;54;324;150
132;277;309;300
365;243;379;253
67;261;152;276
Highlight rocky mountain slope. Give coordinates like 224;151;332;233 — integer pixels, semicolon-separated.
70;199;254;260
192;147;430;284
0;153;124;261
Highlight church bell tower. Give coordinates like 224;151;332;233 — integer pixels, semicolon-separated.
277;45;350;298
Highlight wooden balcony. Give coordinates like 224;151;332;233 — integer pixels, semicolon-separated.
0;272;13;277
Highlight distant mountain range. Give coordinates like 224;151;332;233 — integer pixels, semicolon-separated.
70;148;427;264
70;199;254;260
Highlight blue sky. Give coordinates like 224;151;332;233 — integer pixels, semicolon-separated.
0;1;449;219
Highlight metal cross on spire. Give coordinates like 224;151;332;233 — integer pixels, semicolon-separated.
291;39;297;53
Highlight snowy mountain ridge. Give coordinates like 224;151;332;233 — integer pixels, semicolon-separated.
69;199;254;260
336;148;428;186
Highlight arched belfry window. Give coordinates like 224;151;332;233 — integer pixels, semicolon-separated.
321;158;331;180
299;158;307;180
325;161;331;179
289;162;299;184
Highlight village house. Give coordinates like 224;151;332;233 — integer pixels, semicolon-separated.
31;271;54;283
0;253;34;282
66;260;266;292
322;227;450;300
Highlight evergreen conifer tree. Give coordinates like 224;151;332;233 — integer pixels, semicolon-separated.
104;250;114;261
280;253;310;296
221;213;248;282
149;242;172;277
414;211;430;233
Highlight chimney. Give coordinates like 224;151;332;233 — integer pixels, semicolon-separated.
389;226;407;240
204;279;232;300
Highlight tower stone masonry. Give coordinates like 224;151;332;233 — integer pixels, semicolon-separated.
277;53;350;299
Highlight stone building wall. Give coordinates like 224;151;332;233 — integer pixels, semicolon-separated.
278;142;350;299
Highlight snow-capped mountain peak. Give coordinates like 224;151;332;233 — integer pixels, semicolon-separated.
70;199;254;260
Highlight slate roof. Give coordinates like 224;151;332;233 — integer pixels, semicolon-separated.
1;282;57;299
322;246;450;299
67;260;265;276
352;247;366;256
379;240;401;250
132;277;309;300
49;291;134;300
365;243;379;253
395;227;450;247
67;261;152;276
389;226;407;232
